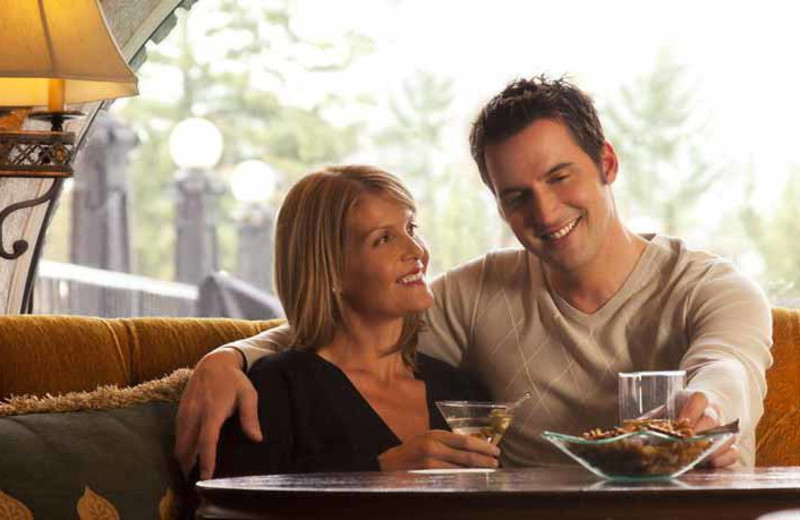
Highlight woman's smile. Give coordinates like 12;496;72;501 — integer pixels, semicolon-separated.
340;192;434;319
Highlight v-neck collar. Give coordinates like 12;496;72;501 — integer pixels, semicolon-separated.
303;351;442;445
540;234;660;324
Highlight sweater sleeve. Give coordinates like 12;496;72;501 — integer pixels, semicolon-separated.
680;259;773;468
421;255;489;368
215;324;292;372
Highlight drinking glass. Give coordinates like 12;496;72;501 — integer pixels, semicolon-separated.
435;401;515;445
618;370;686;423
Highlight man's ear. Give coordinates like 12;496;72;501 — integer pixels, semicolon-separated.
600;141;619;185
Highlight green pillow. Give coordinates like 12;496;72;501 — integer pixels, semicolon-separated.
0;370;191;519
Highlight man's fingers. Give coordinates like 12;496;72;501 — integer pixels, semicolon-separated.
176;438;199;478
708;439;738;468
677;392;709;426
174;349;259;480
237;387;263;442
174;398;201;476
693;413;717;433
197;419;225;480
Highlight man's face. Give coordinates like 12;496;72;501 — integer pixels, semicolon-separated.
484;118;619;274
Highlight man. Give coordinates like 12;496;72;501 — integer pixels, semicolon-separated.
175;76;773;480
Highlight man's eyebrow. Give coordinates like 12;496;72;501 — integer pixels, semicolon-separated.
497;162;573;198
545;162;572;177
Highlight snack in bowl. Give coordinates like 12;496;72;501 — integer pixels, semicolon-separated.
542;418;738;480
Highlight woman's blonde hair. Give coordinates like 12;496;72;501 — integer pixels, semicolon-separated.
274;164;423;366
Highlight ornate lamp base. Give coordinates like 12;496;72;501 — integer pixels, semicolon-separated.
0;130;76;177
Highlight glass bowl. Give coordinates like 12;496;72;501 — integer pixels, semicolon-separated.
541;428;734;480
435;400;515;445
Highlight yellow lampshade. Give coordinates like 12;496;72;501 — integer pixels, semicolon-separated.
0;0;139;109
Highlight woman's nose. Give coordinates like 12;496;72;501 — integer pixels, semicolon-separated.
402;234;425;260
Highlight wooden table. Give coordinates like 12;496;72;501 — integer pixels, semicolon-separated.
196;466;800;520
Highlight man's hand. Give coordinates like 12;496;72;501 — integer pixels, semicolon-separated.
677;391;738;468
174;349;262;480
378;430;500;471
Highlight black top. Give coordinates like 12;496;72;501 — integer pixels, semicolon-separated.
215;350;488;476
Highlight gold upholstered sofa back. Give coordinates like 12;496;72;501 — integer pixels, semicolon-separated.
756;307;800;466
0;315;280;399
0;311;798;467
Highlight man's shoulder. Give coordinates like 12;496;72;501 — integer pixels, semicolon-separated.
416;353;489;401
434;247;532;286
648;234;765;300
650;234;740;278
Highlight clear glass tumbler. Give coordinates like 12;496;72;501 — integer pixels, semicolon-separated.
618;370;686;423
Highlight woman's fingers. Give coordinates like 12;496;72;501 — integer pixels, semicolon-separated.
434;448;499;468
378;430;499;471
429;431;500;468
432;430;501;455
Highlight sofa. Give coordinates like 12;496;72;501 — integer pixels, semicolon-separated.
0;310;798;518
0;316;280;519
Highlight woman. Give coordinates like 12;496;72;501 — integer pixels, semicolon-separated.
215;165;500;475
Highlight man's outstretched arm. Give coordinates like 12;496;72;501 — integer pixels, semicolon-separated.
175;325;291;479
679;261;773;468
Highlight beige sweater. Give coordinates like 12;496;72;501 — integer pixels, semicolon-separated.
231;235;773;468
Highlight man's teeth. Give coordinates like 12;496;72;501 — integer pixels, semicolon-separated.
544;218;579;240
398;272;424;285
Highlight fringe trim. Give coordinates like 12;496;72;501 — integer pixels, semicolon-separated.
0;368;192;417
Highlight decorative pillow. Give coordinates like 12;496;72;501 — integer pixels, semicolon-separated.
0;369;192;520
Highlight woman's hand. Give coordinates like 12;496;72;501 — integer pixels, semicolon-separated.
378;430;501;471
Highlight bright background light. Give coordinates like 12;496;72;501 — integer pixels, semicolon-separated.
168;117;223;170
230;160;278;203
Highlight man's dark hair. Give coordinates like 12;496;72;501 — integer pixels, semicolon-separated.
469;75;606;191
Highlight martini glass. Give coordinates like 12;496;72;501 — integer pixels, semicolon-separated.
436;393;530;445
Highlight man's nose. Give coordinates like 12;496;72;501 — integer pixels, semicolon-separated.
528;187;560;228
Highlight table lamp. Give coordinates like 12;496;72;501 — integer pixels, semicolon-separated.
0;0;139;177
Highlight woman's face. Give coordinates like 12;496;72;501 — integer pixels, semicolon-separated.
339;191;434;322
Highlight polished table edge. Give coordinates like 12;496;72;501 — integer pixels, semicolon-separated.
197;466;800;496
197;466;800;494
195;467;800;520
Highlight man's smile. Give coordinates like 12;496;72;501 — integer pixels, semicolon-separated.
539;216;581;241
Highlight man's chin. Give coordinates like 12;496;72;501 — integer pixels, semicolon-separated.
540;249;588;274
